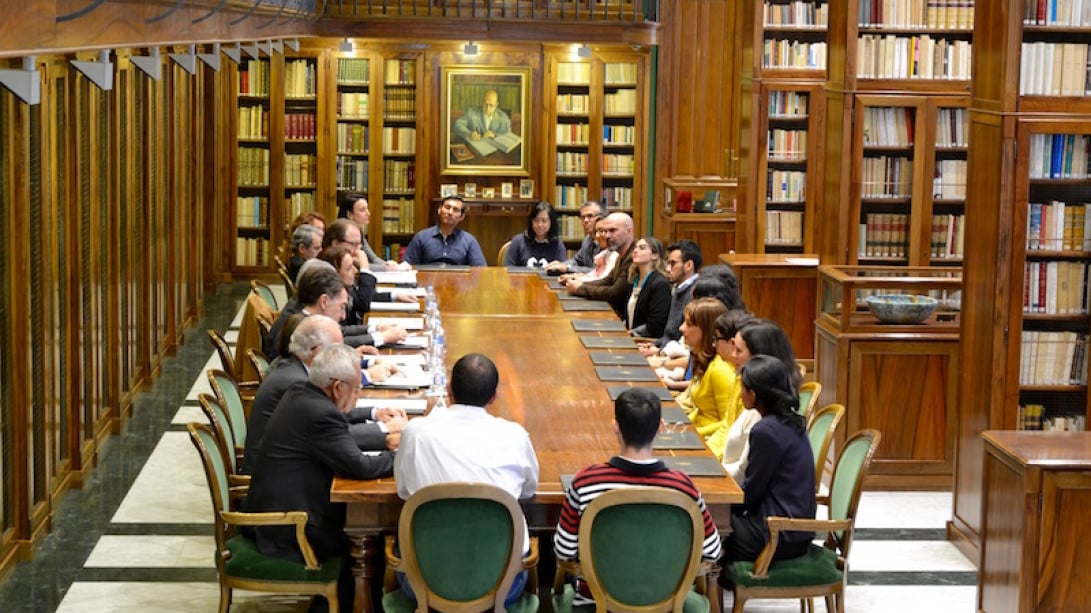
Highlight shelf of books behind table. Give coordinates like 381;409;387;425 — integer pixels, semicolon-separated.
284;57;319;226
381;57;418;260
336;56;371;196
602;61;638;214
555;60;593;247
1014;127;1091;433
235;56;271;268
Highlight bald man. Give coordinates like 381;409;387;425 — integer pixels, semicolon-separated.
565;212;636;318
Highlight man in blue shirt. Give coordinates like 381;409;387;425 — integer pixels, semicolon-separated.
402;196;488;266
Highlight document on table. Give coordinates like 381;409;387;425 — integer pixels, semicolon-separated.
368;365;432;390
356;397;429;415
372;270;418;285
369;317;424;330
377;353;427;367
377;286;427;297
389;334;429;349
369;301;422;312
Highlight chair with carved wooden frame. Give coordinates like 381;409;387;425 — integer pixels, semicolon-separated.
382;482;540;613
806;404;845;495
724;429;882;613
274;255;296;296
797;381;822;424
207;329;242;382
552;486;712;613
250;279;279;311
246;349;271;383
498;240;512;266
197;393;250;491
188;422;340;613
208;369;249;466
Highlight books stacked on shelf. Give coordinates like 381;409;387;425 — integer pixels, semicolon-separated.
383;160;415;192
863;107;915;146
1016;404;1086;431
384;59;416;85
858;0;974;28
559;215;584;241
766;211;804;246
383;243;408;262
555;184;587;209
858;213;910;257
236;196;268;228
768;170;806;202
931;213;966;259
604;125;634;145
382;88;416;121
337;58;370;84
382;127;416;154
856;36;972;79
1022;0;1091;26
861;156;914;198
1019;331;1089;385
762;40;829;69
769;90;809;117
284;154;317;187
238;105;267;139
604;63;637;85
1016;403;1045;430
932;159;966;198
238;59;269;96
1028;133;1091;179
284;113;316;140
557;93;589;113
935;107;968;147
381;198;415;234
556;152;588;175
338;92;369;118
602;154;634;176
559;62;592;84
1019;43;1091;95
768;129;807;160
1026;201;1091;251
556;123;589;145
285;59;317;97
1022;260;1091;314
602;187;632;211
237;147;270;186
288;193;315;219
336;156;368;191
337;124;369;153
763;1;828;28
603;90;637;114
235;237;269;266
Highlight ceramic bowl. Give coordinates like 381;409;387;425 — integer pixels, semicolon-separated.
865;294;939;324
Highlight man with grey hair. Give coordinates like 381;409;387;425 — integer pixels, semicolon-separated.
546;201;602;274
288;223;323;284
242;315;405;473
565;212;637;318
245;343;394;612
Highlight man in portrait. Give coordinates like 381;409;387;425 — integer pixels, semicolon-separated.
453;89;511;144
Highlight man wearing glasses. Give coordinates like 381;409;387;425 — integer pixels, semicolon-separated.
402;196;487;266
546;201;603;274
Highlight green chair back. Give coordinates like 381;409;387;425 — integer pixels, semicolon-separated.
188;423;231;543
798;381;822;422
827;430;881;554
198;393;238;476
246;349;270;381
209;369;247;450
806;404;845;492
250;279;279;311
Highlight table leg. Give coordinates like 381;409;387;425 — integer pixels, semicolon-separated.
348;533;382;613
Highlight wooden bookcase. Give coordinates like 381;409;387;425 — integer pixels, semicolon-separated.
379;55;420;261
551;57;592;249
232;55;272;270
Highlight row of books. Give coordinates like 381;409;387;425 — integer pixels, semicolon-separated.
337;58;370;85
1023;0;1091;25
932;159;966;199
858;0;974;29
383;244;409;261
768;91;809;117
284;59;317;98
337;123;369;154
935;107;967;147
556;123;590;145
381;198;415;234
1018;43;1091;96
558;62;592;85
768;129;808;160
382;127;416;154
556;94;589;114
236;196;268;227
1019;331;1089;385
554;184;588;209
1028;133;1091;179
767;170;806;202
383;89;416;121
557;214;586;241
284;113;316;140
384;59;416;86
604;125;635;146
383;160;415;192
931;213;966;259
237;147;270;186
1016;405;1086;431
602;154;634;176
1023;260;1091;314
856;35;972;80
287;192;315;217
862;106;915;147
235;237;269;266
336;156;368;191
238;105;267;139
762;1;829;27
238;59;269;96
1026;201;1091;251
556;152;588;175
601;187;633;210
284;154;317;187
337;92;369;119
861;156;914;198
603;90;637;115
604;63;638;86
761;39;828;70
766;211;805;246
858;213;910;257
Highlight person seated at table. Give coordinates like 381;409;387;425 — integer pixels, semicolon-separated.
625;236;671;340
638;239;702;356
402;196;487;267
322;220;417;305
698;263;745;310
393;353;539;607
337;192;399;271
676;298;743;459
546;201;602;274
287;223;323;285
649;274;744;380
503;201;566;268
244;344;396;613
722;355;815;566
290;210;327;234
553;387;722;605
565;212;636;317
559;214;617;284
316;245;412;341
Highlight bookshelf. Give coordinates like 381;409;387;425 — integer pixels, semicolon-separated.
553;58;592;247
234;56;271;269
283;56;319;228
380;56;419;261
335;56;371;197
601;60;638;215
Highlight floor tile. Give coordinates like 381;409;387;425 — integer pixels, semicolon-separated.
855;491;952;530
111;432;211;525
84;535;215;568
849;540;978;572
184;353;221;401
57;582;313;613
171;405;208;425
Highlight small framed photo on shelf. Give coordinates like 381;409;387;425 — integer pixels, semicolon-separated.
482;187;496;199
519;179;534;198
440;184;458;198
464;183;477;198
501;182;514;199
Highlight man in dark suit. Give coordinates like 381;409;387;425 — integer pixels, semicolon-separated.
242;314;405;473
288;223;324;285
245;343;395;613
565;212;637;318
638;239;703;352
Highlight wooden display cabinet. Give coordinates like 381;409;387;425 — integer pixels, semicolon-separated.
815;265;962;489
661;177;737;267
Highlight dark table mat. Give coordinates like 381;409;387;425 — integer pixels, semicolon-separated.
561;301;613;312
572;319;626;332
658;455;726;477
588;351;649;366
607;385;674;401
654;430;705;450
595;366;659;382
580;336;637;349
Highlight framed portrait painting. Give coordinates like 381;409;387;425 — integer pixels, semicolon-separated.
443;66;530;176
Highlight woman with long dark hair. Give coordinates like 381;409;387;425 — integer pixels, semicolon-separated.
504;201;566;267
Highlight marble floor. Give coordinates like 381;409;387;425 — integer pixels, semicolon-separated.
0;282;979;612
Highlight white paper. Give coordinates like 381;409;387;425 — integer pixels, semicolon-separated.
785;257;820;266
373;270;418;285
369;317;424;331
369;301;422;312
379;353;427;366
356;397;429;414
390;334;430;349
368;364;432;389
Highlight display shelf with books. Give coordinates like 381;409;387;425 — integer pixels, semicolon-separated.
381;56;420;256
760;0;829;76
601;60;638;213
234;56;272;269
283;56;320;230
336;56;371;194
1017;5;1091;114
552;59;593;243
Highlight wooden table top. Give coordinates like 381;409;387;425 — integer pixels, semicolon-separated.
983;430;1091;467
332;267;743;507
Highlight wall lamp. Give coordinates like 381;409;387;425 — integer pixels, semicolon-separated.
338;38;354;53
463;41;479;56
577;44;592;58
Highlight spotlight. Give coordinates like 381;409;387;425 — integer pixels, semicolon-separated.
338;38;353;53
577;44;592;58
463;41;479;56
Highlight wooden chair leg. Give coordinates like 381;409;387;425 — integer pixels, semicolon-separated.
731;592;745;613
219;585;231;613
826;593;837;613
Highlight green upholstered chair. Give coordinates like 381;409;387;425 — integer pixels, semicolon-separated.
806;404;845;495
208;370;248;466
382;482;540;613
246;349;270;383
798;381;822;424
197;393;250;491
250;279;279;311
187;422;340;613
208;329;242;382
552;486;710;613
725;429;881;613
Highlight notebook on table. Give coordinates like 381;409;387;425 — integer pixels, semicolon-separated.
659;455;727;478
548;280;566;290
414;264;471;271
654;430;705;450
555;292;581;301
369;301;421;312
607;385;674;401
588;351;649;366
595;366;659;382
561;301;612;312
580;335;637;349
356;397;428;415
572;319;626;332
661;405;689;424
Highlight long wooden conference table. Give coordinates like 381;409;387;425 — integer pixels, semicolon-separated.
331;267;743;613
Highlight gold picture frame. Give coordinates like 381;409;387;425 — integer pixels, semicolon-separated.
442;66;531;176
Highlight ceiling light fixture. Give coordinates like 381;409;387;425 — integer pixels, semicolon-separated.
338;38;353;53
463;41;479;56
577;44;592;58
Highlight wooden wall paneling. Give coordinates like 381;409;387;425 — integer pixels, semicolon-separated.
977;447;1025;613
167;61;186;347
134;71;154;386
96;69;120;438
73;69;99;469
818;89;852;263
0;80;16;571
150;66;169;364
114;64;137;415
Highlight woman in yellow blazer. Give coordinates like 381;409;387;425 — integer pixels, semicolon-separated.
677;298;742;458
